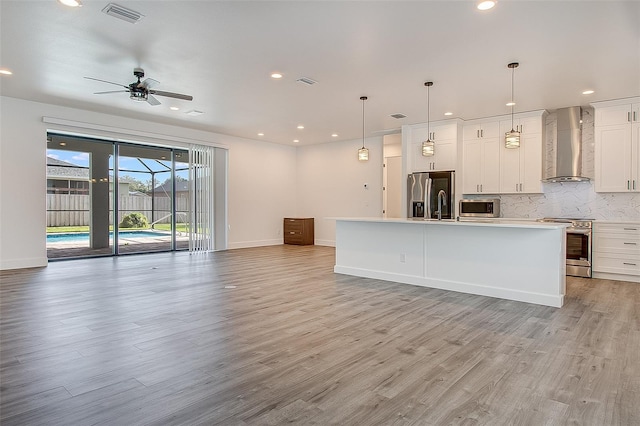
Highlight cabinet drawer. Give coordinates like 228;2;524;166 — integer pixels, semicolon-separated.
284;221;303;232
594;235;640;254
593;253;640;276
594;223;640;235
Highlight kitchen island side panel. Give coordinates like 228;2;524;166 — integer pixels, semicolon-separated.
334;219;566;307
424;225;566;304
335;221;425;279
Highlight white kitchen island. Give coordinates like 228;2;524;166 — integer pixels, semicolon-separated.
333;218;568;307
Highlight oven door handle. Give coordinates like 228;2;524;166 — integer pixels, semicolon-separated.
566;229;591;235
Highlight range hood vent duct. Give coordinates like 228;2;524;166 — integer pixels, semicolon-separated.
543;106;590;183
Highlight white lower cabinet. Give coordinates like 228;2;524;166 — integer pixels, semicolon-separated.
593;222;640;282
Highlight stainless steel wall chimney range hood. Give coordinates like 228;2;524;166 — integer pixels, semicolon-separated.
543;106;590;182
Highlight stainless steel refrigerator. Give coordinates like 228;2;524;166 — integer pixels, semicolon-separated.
407;171;455;220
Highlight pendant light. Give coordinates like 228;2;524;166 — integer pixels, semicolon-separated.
358;96;369;161
421;82;435;157
505;62;520;149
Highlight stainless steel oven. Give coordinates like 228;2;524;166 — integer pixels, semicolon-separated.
538;218;593;278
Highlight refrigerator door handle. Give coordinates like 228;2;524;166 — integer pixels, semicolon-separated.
425;177;432;219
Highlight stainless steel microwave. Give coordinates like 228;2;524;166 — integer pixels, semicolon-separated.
459;198;500;218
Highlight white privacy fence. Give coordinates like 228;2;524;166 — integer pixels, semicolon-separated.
46;194;189;227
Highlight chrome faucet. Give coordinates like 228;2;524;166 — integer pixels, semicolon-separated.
436;190;447;220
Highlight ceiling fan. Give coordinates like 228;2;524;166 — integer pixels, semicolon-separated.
85;68;193;106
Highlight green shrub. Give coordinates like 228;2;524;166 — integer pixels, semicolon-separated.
119;212;149;228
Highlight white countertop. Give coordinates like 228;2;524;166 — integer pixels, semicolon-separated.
329;217;569;230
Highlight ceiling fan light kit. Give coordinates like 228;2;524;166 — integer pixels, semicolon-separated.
86;68;193;107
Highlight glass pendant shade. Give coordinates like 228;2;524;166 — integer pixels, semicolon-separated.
422;140;435;156
421;81;435;157
505;129;521;148
358;147;369;161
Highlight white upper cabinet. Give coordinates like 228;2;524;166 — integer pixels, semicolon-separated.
462;119;501;194
593;98;640;193
461;111;545;195
498;112;546;194
403;120;461;173
462;136;500;194
462;120;500;140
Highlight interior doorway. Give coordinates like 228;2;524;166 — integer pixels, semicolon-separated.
383;134;403;218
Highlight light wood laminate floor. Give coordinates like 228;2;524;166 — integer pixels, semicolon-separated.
1;245;639;425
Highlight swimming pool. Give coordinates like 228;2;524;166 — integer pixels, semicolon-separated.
47;230;171;243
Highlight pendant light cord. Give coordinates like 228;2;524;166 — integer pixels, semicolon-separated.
427;84;430;139
511;65;515;129
361;97;366;149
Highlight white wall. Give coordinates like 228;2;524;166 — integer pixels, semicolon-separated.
0;96;297;269
296;136;384;246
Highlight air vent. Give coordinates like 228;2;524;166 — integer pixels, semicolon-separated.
296;77;317;86
102;3;144;24
390;113;407;119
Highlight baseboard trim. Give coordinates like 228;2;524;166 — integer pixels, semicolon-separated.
334;265;563;308
1;257;48;271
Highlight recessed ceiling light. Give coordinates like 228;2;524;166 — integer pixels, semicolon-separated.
185;110;204;116
444;112;453;116
257;133;264;136
293;139;299;143
170;106;179;111
271;73;283;79
0;68;13;75
506;102;516;107
59;142;67;146
58;0;82;7
477;0;496;10
297;125;304;129
582;90;595;95
331;134;338;137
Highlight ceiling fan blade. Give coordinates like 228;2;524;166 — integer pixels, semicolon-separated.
149;90;193;101
139;78;160;89
84;76;128;89
94;90;130;95
146;94;161;106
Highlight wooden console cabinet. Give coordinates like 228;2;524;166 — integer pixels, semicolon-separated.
284;218;314;245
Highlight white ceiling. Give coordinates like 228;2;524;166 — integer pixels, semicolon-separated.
1;1;639;146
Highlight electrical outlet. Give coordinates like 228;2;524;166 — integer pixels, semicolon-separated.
400;253;406;263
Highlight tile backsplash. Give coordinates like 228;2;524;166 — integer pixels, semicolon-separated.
497;107;640;221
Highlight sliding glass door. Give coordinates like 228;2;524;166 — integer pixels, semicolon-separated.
46;135;206;260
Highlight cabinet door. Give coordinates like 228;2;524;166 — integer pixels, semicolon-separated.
463;124;482;140
633;122;640;191
595;124;632;192
481;121;500;139
481;139;501;193
432;140;456;171
500;144;521;194
412;141;432;172
596;104;633;126
520;132;543;193
462;140;482;194
430;122;457;141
